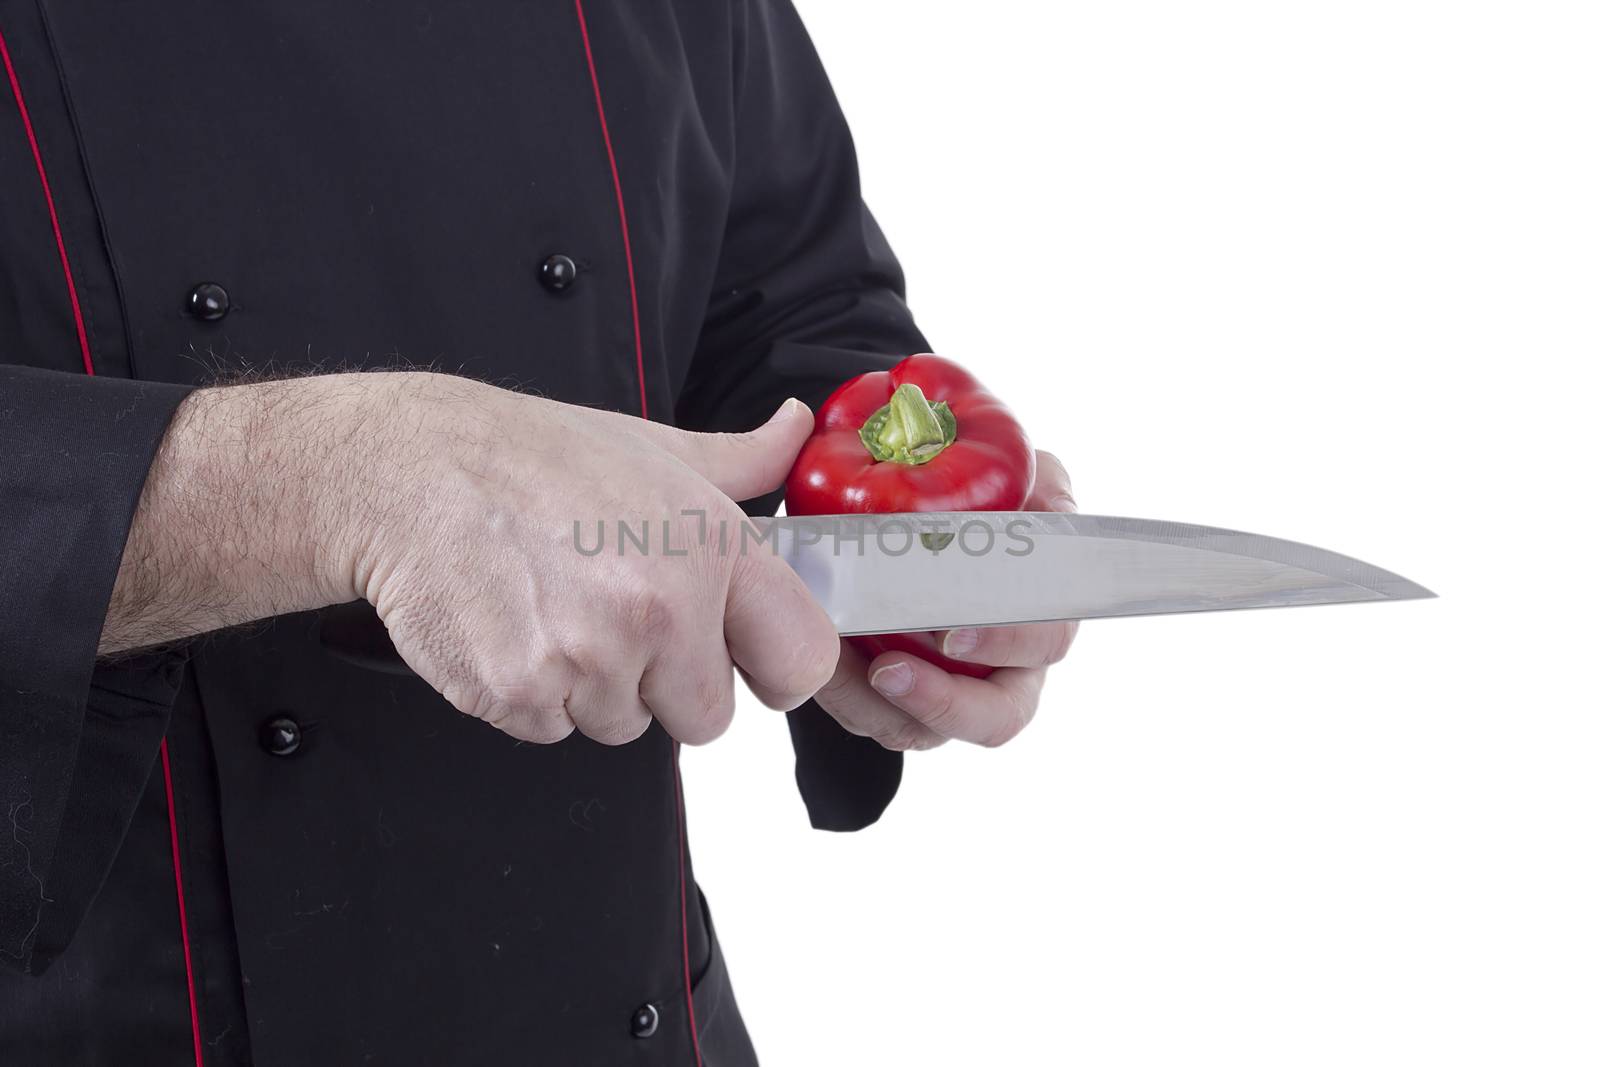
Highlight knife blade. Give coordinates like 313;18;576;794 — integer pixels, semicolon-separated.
754;512;1433;634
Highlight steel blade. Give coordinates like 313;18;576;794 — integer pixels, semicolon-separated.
756;513;1434;635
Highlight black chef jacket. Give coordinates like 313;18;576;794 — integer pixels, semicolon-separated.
0;2;925;1063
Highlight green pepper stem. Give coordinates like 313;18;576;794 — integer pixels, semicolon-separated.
888;384;945;455
859;383;958;465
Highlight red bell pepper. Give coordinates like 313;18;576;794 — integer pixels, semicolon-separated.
786;354;1035;678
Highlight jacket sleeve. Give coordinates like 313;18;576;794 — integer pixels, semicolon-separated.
0;365;193;975
675;0;929;832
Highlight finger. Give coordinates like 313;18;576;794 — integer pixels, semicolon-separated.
489;706;577;745
938;620;1079;669
466;643;582;743
812;641;947;751
641;633;737;746
565;663;654;747
724;548;839;711
471;673;579;745
1026;449;1076;513
646;398;815;503
867;654;1047;747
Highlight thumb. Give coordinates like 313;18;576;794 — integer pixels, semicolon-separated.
663;398;814;502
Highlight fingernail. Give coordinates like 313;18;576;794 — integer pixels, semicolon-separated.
1050;494;1077;514
942;628;980;658
870;662;914;697
778;397;805;419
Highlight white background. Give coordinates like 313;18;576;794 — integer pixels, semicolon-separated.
683;2;1600;1064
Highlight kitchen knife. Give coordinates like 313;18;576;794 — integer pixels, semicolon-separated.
318;511;1432;674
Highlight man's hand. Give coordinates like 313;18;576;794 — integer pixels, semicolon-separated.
358;378;841;745
106;373;841;746
812;450;1078;751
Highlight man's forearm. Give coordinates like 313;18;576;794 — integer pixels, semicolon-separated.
99;375;395;655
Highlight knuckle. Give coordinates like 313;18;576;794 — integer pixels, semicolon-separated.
828;714;871;738
1041;449;1071;482
815;667;855;709
792;641;841;695
696;675;736;728
875;729;917;752
520;712;578;745
672;705;728;747
471;657;575;742
476;677;553;721
761;663;827;710
808;688;868;734
559;635;616;682
764;678;815;711
468;692;511;727
912;690;961;736
682;707;733;747
1046;623;1077;665
519;648;573;697
979;726;1018;749
876;725;938;752
715;428;762;455
644;656;734;745
981;701;1034;749
581;713;652;747
498;703;576;744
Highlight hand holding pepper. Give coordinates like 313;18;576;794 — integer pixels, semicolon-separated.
808;449;1077;749
788;355;1077;749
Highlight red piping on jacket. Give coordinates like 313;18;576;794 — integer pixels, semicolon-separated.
671;746;706;1065
571;5;704;1061
2;23;206;1065
0;25;95;376
572;0;650;421
160;743;206;1067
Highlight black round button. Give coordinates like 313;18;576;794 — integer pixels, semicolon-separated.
629;1002;659;1039
187;282;230;322
259;716;302;757
539;254;578;293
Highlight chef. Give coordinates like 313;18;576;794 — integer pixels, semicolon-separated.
0;2;1076;1063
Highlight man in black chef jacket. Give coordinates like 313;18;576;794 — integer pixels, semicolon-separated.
0;2;1076;1063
